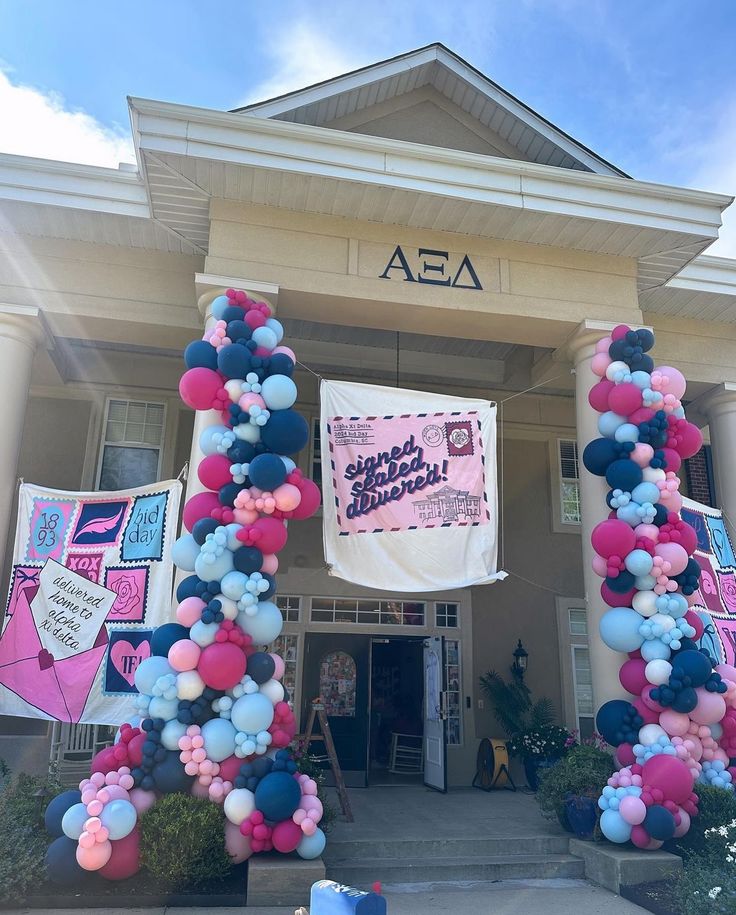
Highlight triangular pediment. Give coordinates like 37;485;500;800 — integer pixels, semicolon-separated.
236;43;626;176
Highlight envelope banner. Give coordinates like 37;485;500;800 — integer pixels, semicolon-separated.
0;479;181;724
320;379;505;591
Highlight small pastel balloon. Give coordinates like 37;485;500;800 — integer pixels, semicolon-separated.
168;639;201;672
273;483;302;511
272;345;296;363
261;554;279;575
659;709;691;737
129;789;157;815
619;795;647;826
595;336;613;354
631;443;654;468
77;839;113;871
270;653;286;681
177;597;206;627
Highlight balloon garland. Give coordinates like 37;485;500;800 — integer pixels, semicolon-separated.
586;324;736;849
43;289;324;884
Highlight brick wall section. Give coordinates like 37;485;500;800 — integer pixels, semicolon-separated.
685;447;714;506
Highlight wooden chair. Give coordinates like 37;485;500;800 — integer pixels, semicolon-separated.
388;732;423;774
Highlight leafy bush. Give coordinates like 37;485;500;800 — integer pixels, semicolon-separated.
536;745;616;822
479;670;555;738
671;785;736;865
678;864;736;915
140;794;231;888
508;724;571;760
0;770;62;904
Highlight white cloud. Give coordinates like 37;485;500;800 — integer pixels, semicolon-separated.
0;68;134;168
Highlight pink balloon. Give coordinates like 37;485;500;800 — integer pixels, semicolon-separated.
655;367;687;399
660;448;681;473
177;596;206;627
129;788;157;815
225;820;253;863
602;583;634;608
677;423;703;460
659;709;691;737
272;819;303;853
169;638;201;672
616;743;636;768
198;454;233;491
634;694;662;721
634;523;659;544
191;779;210;798
591;353;611;377
619;795;647;826
272;345;296;363
717;664;736;683
260;553;279;575
690;688;726;726
628;407;654;427
77;839;113;871
596;336;613;354
609;383;643;416
655;543;689;576
641;755;694;804
218;755;242;783
273;483;302;512
179;368;224;411
631;444;655;468
290;479;321;520
619;658;648;696
589;379;615;412
673;809;691;839
99;827;141;880
612;324;631;341
251;517;288;554
197;642;247;691
592;555;608;578
591;519;636;559
270;653;286;681
183;491;220;530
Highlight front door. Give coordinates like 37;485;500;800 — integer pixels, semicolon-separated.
423;635;447;792
302;633;370;787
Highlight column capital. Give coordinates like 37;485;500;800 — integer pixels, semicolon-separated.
554;319;654;365
195;274;279;320
0;304;44;351
692;382;736;420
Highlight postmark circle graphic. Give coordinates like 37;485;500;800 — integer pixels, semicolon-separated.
422;424;444;447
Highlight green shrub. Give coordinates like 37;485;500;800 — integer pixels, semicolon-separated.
140;794;231;888
678;864;736;915
0;771;62;904
536;745;616;822
672;785;736;865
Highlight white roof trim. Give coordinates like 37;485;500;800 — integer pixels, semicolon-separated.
666;255;736;295
237;43;627;178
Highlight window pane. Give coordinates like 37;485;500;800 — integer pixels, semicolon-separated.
126;402;147;425
559;439;579;479
311;418;322;488
561;480;581;524
99;446;159;491
108;401;127;422
143;424;163;445
444;639;462;746
105;421;126;443
569;609;588;635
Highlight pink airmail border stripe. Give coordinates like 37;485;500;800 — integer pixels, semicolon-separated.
327;411;490;536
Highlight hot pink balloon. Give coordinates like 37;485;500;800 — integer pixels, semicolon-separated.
591;519;636;559
99;827;141;880
183;491;220;530
677;423;703;460
290;479;321;520
244;310;267;330
660;448;681;473
611;325;631;341
589;379;615;412
641;755;694;804
673;809;691;839
628;407;655;427
251;517;288;553
608;383;643;416
218;755;243;783
634;694;661;722
684;611;704;641
179;367;223;411
198;454;233;491
619;658;648;696
272;819;303;853
197;642;247;691
616;743;636;768
619;795;647;826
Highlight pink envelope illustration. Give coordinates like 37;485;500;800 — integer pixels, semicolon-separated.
0;585;108;722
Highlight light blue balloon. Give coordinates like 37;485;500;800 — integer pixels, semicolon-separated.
711;722;724;740
134;656;175;695
280;456;296;473
61;803;89;840
211;295;230;320
172;534;200;572
202;718;238;762
161;719;188;751
672;406;686;419
190;620;219;648
195;549;234;583
625;549;653;577
617;503;641;527
252;326;278;350
149;695;180;722
265;318;284;343
225;523;242;552
100;799;137;840
635;574;657;591
222;570;249;600
600;608;644;652
231;693;274;734
600;809;632;844
641;639;671;662
199;424;231;456
632;482;660;505
261;375;297;411
297;827;326;860
239;601;283;645
614;423;639;443
631;371;651;390
598;411;627;439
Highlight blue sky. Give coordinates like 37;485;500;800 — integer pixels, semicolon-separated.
1;0;736;252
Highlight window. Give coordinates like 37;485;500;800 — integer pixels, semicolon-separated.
558;439;581;525
310;597;425;626
572;645;594;738
557;599;594;739
269;633;298;709
97;399;165;490
568;609;588;636
436;602;458;628
275;595;301;623
310;417;322;489
444;639;462;746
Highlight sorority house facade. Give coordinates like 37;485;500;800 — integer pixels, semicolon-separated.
2;44;736;786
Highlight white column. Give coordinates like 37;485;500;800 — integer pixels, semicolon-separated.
563;320;625;712
0;308;42;567
696;382;736;530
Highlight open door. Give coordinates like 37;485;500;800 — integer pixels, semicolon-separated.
423;635;447;792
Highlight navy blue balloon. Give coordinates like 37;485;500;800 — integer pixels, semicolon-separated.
637;354;654;374
184;339;218;371
249;453;288;491
221;305;245;324
176;575;202;602
605;571;636;594
227;440;256;464
638;329;655;352
254;770;302;821
595;699;641;746
233;546;263;575
217;344;252;380
219;482;245;507
44;789;82;837
226;319;251;343
583;439;619;476
46;835;88;885
151;623;190;658
644;805;676;841
260;409;309;455
652;504;669;527
673;650;713;688
608;339;629;362
605;459;643;492
267;353;294;377
192;517;219;545
672;686;698;713
260;573;276;600
152;751;195;793
247;652;276;685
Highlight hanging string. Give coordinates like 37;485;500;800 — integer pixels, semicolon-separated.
296;360;324;382
176;462;188;482
504;568;569;597
499;370;572;404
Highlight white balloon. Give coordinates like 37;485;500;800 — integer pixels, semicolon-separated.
606;360;630;381
224;788;256;825
234;423;261;443
177;669;206;700
642;467;666;483
259;679;285;705
639;723;667;746
633;591;659;618
645;659;672;686
216;595;239;620
225;379;244;403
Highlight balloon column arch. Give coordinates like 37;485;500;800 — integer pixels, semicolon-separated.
586;324;736;849
43;289;324;883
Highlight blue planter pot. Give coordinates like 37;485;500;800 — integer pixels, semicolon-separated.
523;756;559;791
565;795;598;840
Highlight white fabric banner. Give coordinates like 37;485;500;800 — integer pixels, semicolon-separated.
320;379;505;592
0;479;181;724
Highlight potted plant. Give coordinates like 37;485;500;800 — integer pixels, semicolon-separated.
535;741;616;839
508;724;572;791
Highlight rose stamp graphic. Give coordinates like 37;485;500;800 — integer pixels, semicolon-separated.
717;570;736;615
104;566;148;622
445;420;474;457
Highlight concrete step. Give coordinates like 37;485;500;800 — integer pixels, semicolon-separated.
326;853;586;886
324;834;571;861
